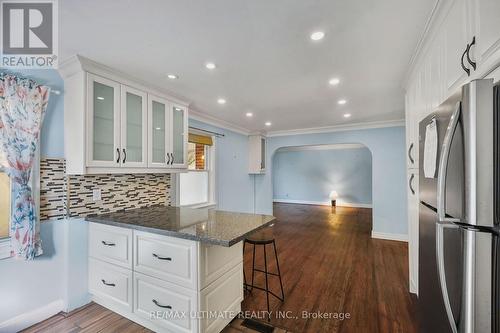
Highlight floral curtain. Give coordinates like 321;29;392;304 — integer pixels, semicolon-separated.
0;73;49;260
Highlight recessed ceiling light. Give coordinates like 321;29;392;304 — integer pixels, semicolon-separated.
338;99;347;105
217;98;226;104
310;31;325;41
155;127;162;130
96;96;104;100
343;113;351;118
205;62;216;70
265;122;272;126
329;78;340;85
167;74;178;79
246;112;253;117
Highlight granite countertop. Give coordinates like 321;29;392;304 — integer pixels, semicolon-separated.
85;205;276;247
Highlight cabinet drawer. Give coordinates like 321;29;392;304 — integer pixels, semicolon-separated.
134;231;198;289
134;272;198;333
89;223;133;268
89;258;133;313
200;262;243;333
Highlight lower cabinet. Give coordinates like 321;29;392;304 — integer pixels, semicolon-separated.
88;257;133;313
134;272;199;333
88;223;243;333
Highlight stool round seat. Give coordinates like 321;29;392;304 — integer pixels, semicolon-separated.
245;227;275;244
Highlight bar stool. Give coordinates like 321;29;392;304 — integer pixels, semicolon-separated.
243;227;285;321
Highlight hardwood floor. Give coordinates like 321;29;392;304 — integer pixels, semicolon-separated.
23;203;416;333
241;203;417;333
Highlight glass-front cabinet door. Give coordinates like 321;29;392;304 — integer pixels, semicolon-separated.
148;95;170;168
170;104;188;168
120;85;147;168
86;73;121;167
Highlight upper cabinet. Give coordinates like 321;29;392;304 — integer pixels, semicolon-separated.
61;56;189;174
248;135;266;174
469;0;500;69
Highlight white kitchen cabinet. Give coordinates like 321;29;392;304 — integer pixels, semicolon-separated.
147;98;188;169
248;135;266;174
404;0;500;296
121;85;148;168
86;74;121;168
443;0;472;97
61;55;189;174
148;95;171;168
170;103;188;169
469;0;500;71
88;223;244;333
407;171;419;294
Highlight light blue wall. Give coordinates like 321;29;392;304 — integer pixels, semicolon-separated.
273;147;372;205
0;70;90;330
255;126;408;236
189;119;256;213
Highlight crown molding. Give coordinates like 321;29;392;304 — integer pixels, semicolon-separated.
277;143;366;152
189;108;250;136
58;54;191;107
267;119;405;137
402;0;451;88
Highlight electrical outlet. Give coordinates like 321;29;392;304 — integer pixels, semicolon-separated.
92;188;101;201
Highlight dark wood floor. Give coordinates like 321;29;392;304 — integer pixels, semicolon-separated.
241;203;417;333
23;203;416;333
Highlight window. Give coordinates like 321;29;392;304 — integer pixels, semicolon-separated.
179;134;215;207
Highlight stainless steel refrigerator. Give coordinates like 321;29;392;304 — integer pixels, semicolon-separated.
418;79;500;333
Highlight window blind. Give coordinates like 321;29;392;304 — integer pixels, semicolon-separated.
188;133;213;146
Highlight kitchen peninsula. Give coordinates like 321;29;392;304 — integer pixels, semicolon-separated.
85;205;276;333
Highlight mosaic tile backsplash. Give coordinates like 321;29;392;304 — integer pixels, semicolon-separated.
39;158;171;221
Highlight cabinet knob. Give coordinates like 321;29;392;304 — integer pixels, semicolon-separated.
153;253;172;261
461;46;471;76
116;148;120;163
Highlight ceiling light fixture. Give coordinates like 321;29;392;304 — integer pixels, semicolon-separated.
343;113;351;118
310;31;325;41
205;62;216;70
329;78;340;85
265;122;272;126
217;98;226;105
246;112;253;117
167;74;178;79
338;99;347;105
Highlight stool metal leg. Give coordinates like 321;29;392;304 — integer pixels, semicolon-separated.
263;244;271;321
243;241;248;292
273;240;285;302
250;243;256;292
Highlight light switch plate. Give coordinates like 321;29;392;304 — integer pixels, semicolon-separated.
92;188;101;201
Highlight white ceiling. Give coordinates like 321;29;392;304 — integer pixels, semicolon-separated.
60;0;436;133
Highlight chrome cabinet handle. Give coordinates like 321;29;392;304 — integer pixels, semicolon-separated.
101;279;116;287
153;253;172;261
409;174;415;195
466;36;476;71
461;45;471;76
152;299;172;309
122;148;126;163
408;143;415;164
436;222;459;333
116;148;120;163
437;102;462;224
101;241;115;246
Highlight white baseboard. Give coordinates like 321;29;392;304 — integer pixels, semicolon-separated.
273;198;372;208
0;299;64;333
371;231;408;242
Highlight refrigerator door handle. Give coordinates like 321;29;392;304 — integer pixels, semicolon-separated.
436;221;459;333
437;102;462;224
